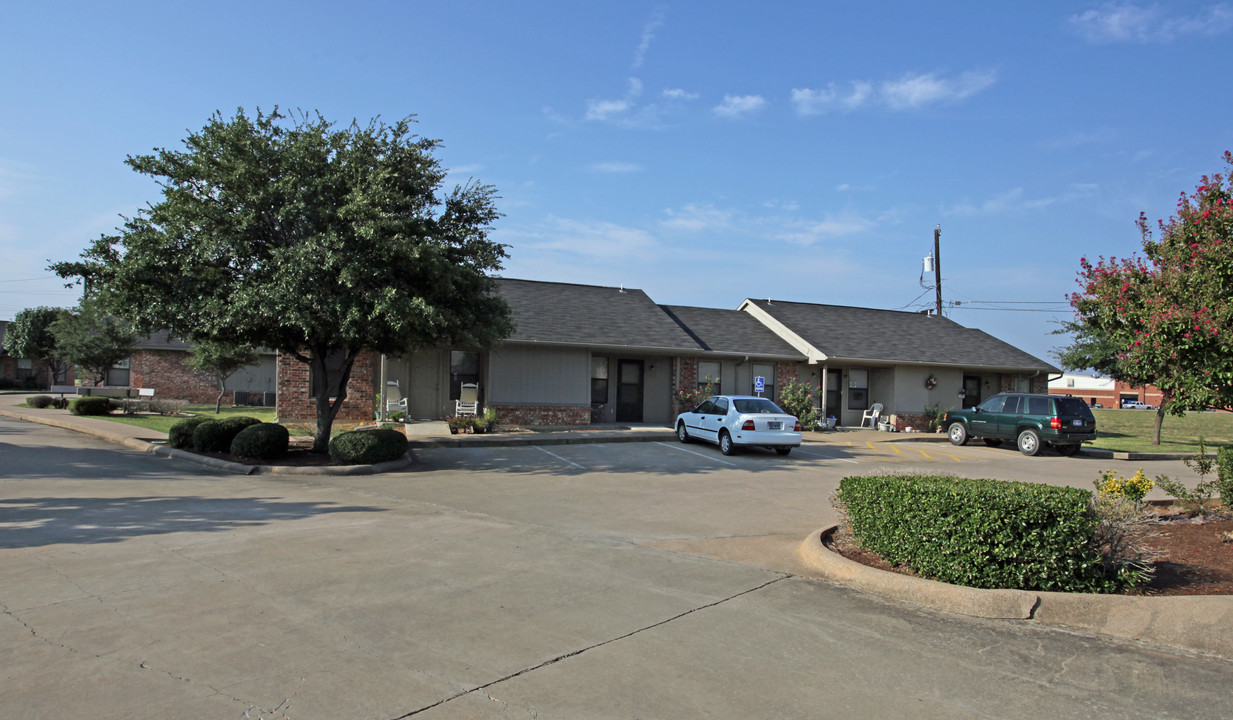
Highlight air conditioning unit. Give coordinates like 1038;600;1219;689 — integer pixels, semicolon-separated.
233;391;250;406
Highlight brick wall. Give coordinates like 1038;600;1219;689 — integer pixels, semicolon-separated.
276;351;376;422
129;349;227;404
775;362;799;386
491;404;590;426
675;357;698;414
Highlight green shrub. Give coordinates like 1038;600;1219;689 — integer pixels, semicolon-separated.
329;428;408;465
69;396;113;416
168;416;213;449
838;474;1120;593
777;380;820;429
1216;446;1233;509
230;423;290;460
26;395;53;409
192;416;261;452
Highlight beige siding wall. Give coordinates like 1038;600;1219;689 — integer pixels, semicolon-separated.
892;366;963;416
488;346;589;405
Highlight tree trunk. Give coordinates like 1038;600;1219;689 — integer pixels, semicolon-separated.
1152;398;1168;446
309;350;358;454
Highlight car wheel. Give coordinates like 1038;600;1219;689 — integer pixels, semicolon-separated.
775;447;791;456
1056;444;1080;457
677;422;690;443
1017;428;1041;456
719;430;736;456
983;439;1003;448
948;423;969;446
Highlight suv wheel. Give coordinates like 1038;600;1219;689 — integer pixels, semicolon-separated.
948;423;969;446
1017;428;1041;456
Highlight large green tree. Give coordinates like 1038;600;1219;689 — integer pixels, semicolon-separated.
53;108;512;451
50;300;136;386
184;340;261;414
2;306;69;388
1063;152;1233;444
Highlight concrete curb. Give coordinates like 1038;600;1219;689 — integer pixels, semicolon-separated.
0;406;415;476
797;525;1233;658
405;432;673;449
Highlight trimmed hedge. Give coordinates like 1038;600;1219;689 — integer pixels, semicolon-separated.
838;474;1117;593
192;416;261;452
329;428;408;465
168;416;213;449
69;396;113;416
230;423;290;460
26;395;54;409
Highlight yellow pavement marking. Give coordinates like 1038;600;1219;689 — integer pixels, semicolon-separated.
866;441;902;456
915;447;934;461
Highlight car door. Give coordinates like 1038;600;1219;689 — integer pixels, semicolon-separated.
970;395;1005;438
700;397;730;443
994;395;1023;439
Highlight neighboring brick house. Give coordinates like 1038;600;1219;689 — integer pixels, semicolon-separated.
1048;373;1165;408
274;278;1059;428
0;320;72;389
125;332;278;405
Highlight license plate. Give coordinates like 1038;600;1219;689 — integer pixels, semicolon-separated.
768;422;783;430
1072;419;1083;427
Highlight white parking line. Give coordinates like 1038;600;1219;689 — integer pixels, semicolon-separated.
533;445;586;470
655;442;738;466
794;449;860;464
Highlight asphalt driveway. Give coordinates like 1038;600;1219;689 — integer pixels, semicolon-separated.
2;417;1229;719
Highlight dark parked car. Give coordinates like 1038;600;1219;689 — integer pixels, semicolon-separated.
943;393;1096;456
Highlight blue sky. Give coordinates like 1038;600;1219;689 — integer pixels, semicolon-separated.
3;2;1232;365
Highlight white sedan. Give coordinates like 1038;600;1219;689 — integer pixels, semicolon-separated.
676;395;802;456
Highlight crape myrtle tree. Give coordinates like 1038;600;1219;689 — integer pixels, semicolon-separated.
2;306;69;388
53;108;513;452
1063;152;1233;445
184;340;261;414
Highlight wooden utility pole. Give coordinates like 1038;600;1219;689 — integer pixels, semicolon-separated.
934;225;942;317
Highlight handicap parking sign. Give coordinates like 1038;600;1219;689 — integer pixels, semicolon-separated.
754;376;765;393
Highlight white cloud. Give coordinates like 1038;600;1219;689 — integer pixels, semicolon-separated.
712;95;766;118
1070;2;1233;43
790;82;872;115
587;161;644;174
880;70;997;110
792;70;995;116
774;215;873;245
633;8;665;69
585;99;632;121
661;88;700;101
659;203;735;232
942;188;1059;217
515;216;657;261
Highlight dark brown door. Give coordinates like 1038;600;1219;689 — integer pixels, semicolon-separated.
963;375;982;409
616;360;644;422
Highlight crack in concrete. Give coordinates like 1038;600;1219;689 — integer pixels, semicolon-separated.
389;575;789;719
2;599;83;655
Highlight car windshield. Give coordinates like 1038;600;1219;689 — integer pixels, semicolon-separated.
733;398;785;414
1054;397;1095;419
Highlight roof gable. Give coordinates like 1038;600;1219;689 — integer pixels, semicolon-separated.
742;299;1058;372
659;305;802;359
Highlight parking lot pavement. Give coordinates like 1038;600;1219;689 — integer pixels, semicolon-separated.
4;418;1227;719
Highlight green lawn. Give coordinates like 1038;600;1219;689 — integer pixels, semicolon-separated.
97;405;295;435
1089;408;1233;454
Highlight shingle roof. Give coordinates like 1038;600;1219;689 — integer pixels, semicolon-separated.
744;299;1058;372
659;305;803;359
497;278;704;352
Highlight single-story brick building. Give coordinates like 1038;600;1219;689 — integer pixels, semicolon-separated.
273;278;1059;428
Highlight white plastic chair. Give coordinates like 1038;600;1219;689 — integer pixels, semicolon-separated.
860;403;883;428
456;383;479;416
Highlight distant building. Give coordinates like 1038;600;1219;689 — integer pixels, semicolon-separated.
1047;373;1164;408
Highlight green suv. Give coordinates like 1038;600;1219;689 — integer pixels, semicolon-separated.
943;393;1096;456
